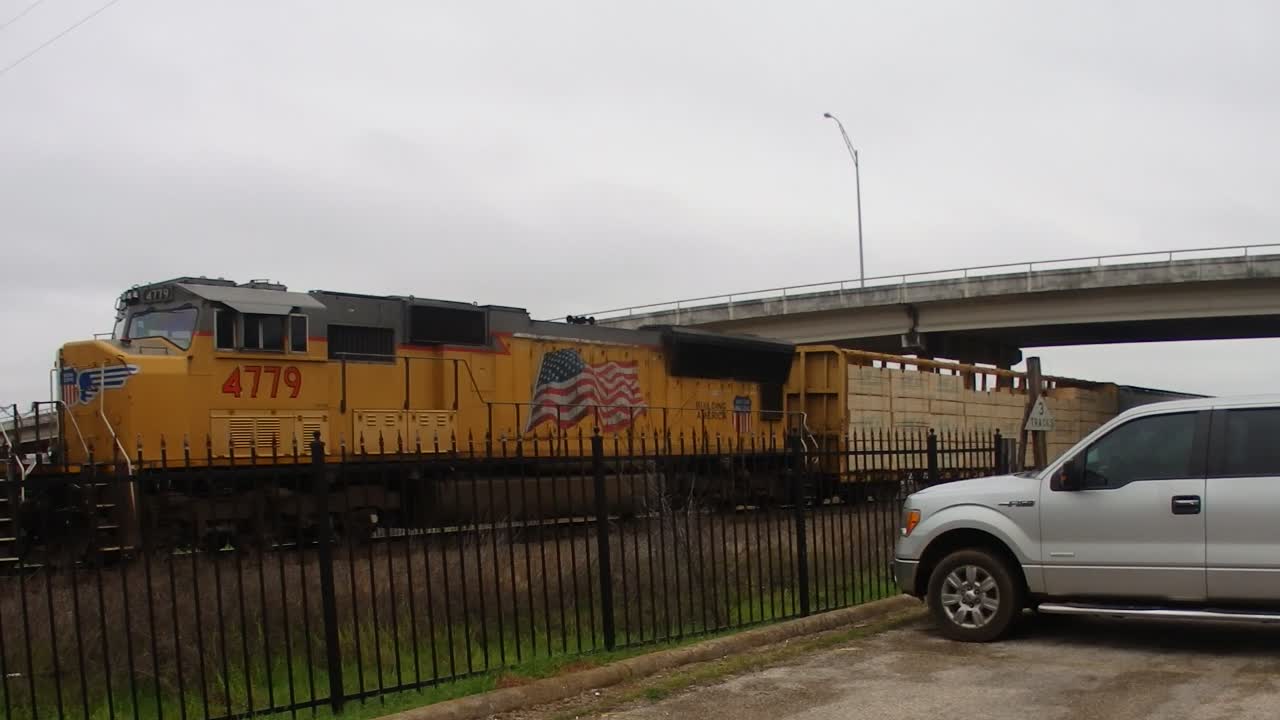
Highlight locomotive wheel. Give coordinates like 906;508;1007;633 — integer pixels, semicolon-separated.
231;516;271;552
145;527;177;553
200;532;232;554
337;507;380;543
232;528;268;552
152;507;204;552
41;508;95;568
144;511;187;552
13;499;92;567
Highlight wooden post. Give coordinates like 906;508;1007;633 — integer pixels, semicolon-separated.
1019;357;1048;470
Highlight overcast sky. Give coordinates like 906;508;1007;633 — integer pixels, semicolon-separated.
2;0;1278;405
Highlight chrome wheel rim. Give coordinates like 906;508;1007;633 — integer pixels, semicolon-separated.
940;565;1000;629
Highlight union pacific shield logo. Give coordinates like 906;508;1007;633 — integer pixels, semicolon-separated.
61;365;140;405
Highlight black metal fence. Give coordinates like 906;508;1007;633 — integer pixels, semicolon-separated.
0;428;1002;720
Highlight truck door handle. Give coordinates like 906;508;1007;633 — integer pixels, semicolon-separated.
1171;495;1201;515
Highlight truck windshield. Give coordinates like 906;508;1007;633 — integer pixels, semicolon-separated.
125;307;198;349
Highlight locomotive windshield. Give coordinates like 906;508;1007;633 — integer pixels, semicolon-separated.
125;307;198;349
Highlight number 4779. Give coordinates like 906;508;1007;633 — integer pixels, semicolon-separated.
221;365;302;399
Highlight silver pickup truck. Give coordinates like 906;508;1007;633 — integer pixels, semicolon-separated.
893;395;1280;641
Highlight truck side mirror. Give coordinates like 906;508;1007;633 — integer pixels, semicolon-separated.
1056;456;1084;491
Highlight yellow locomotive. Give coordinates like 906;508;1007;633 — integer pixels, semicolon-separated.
59;278;794;465
31;277;796;551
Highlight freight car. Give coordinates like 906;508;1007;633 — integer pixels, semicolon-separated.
784;345;1128;498
9;277;798;555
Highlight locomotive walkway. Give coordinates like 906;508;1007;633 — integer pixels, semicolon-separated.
586;245;1280;367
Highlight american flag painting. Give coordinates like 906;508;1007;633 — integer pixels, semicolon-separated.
525;349;646;434
60;369;78;407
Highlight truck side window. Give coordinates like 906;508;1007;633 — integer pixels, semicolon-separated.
1218;408;1280;477
1083;412;1197;488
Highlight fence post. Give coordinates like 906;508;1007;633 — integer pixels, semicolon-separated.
591;432;617;650
12;404;21;457
926;430;939;488
310;435;345;714
993;430;1005;474
3;455;13;516
789;434;810;617
31;403;41;466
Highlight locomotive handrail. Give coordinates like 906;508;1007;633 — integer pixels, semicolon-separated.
565;242;1280;321
49;400;90;460
41;368;93;460
98;360;133;475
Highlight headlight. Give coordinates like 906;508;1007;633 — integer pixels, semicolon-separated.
901;508;921;536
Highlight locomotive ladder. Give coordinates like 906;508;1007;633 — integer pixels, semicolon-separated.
0;399;112;570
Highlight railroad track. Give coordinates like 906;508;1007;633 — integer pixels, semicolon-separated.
0;495;906;576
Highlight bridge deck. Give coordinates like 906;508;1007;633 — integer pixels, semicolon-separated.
592;249;1280;365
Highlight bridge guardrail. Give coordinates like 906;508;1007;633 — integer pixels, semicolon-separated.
569;242;1280;322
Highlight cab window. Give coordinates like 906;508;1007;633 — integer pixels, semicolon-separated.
243;314;286;351
215;310;237;350
217;310;307;352
290;315;308;353
1082;412;1198;488
125;307;198;350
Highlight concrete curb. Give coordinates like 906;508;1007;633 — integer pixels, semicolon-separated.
376;595;921;720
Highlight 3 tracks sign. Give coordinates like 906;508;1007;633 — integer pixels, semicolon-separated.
1024;396;1056;432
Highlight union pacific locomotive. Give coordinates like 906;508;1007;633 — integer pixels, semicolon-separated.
19;277;798;553
61;277;794;463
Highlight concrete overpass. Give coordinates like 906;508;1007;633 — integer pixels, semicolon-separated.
587;246;1280;367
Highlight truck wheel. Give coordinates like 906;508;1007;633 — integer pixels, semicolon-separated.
926;548;1021;642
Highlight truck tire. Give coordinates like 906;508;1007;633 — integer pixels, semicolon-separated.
926;548;1021;642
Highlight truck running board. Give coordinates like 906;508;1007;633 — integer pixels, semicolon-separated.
1037;603;1280;624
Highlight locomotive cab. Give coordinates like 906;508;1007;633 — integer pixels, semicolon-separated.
58;278;325;468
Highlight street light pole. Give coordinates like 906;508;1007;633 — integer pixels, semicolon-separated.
823;112;864;287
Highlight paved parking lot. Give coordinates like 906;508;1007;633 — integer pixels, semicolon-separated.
577;614;1280;720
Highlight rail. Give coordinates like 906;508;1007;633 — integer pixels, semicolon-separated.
570;243;1280;321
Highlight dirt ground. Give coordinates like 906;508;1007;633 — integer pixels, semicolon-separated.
500;611;1280;720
